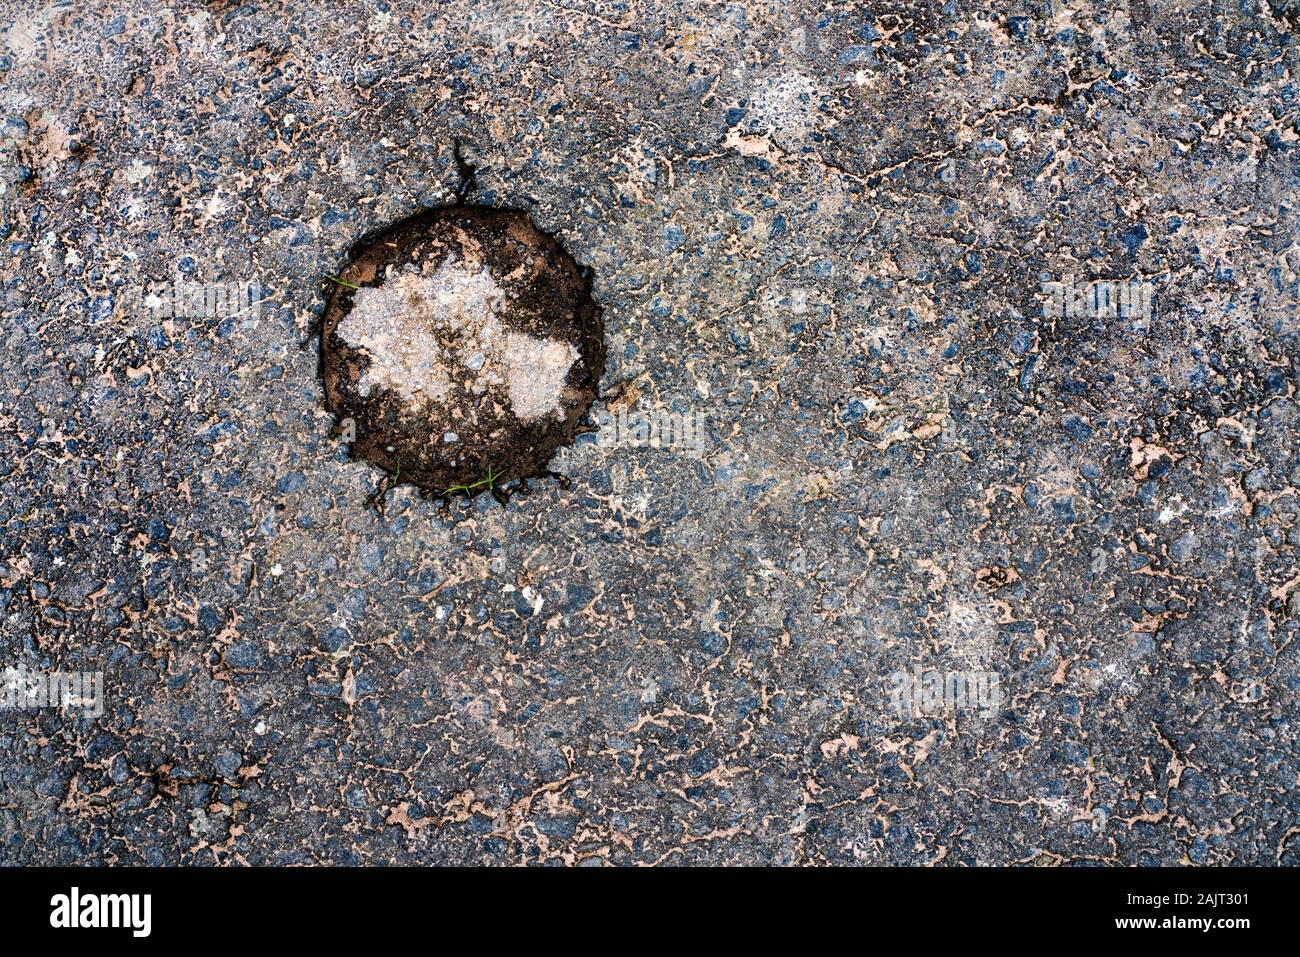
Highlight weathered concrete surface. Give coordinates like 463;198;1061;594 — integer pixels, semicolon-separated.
1;0;1297;864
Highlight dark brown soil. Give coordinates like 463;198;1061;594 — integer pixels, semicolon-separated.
320;205;604;496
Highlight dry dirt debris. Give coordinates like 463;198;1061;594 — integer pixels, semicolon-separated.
321;204;603;495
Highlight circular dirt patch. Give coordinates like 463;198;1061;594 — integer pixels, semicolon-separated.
321;206;604;496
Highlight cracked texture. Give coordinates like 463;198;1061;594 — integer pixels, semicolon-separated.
0;0;1298;866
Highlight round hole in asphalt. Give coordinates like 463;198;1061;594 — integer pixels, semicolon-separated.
320;205;604;497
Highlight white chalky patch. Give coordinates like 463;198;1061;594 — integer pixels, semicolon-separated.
503;332;578;421
336;259;577;421
749;71;822;148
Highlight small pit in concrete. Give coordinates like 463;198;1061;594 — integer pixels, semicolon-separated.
321;205;604;497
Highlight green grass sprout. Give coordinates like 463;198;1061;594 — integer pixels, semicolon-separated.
444;465;504;497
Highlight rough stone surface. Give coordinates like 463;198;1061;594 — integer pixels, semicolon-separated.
0;1;1297;866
